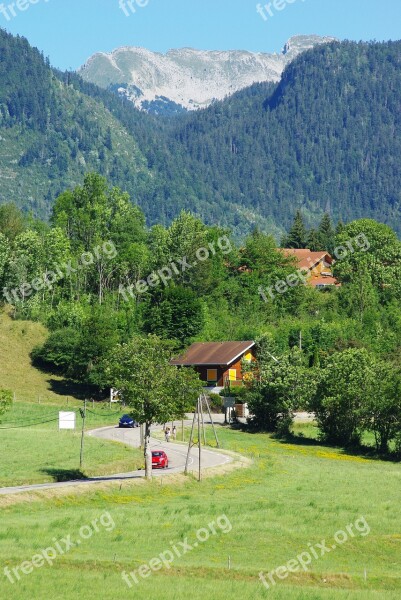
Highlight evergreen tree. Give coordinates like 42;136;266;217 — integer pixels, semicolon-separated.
306;228;322;251
335;220;345;236
317;213;335;253
105;127;113;151
282;211;308;249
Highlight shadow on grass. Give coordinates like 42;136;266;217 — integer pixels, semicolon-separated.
29;352;105;401
46;378;104;400
274;431;400;463
224;421;400;463
40;468;88;482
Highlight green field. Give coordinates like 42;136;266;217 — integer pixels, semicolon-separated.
1;425;400;600
0;310;143;486
1;310;400;598
0;403;142;487
0;309;91;408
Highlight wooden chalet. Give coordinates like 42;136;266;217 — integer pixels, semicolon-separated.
281;248;340;288
171;341;256;388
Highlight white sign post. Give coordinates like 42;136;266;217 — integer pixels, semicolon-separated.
110;388;120;403
59;411;76;430
223;398;235;425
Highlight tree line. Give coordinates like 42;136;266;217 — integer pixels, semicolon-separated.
1;174;401;457
242;342;401;456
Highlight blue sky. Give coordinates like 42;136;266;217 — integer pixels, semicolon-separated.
1;0;401;70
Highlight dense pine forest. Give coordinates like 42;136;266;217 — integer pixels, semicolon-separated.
0;29;401;236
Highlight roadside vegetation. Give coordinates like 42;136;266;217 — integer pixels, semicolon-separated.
0;311;143;486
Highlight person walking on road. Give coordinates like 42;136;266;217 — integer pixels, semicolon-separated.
165;427;171;442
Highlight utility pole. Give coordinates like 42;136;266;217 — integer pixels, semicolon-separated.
79;399;87;470
184;407;197;476
204;394;220;448
184;394;220;481
197;397;202;481
200;397;207;446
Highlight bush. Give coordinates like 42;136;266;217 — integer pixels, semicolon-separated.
311;348;375;446
275;414;293;439
31;328;80;374
219;386;247;399
208;393;223;413
0;389;12;420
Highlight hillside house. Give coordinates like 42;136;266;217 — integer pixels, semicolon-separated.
281;248;340;288
171;341;256;390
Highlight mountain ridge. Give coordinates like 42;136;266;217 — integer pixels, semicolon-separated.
78;35;337;113
1;30;400;238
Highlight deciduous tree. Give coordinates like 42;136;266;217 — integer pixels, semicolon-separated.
104;336;202;478
311;348;376;446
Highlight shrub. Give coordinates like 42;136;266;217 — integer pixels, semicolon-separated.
0;389;12;421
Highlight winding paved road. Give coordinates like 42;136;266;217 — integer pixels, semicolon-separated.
0;420;232;496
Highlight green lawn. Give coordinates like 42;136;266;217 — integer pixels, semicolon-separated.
1;425;400;599
0;310;82;405
0;309;144;487
0;402;142;487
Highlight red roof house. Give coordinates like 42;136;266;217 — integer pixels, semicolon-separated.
280;249;340;287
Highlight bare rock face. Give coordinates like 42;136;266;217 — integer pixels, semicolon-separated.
78;35;337;113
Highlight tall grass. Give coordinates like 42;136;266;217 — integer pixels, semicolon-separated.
1;426;400;599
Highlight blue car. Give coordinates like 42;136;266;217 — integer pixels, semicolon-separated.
119;414;139;428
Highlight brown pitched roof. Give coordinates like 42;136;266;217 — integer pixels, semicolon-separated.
309;275;341;287
280;248;333;270
171;341;255;366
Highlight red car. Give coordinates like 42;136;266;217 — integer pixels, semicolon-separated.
152;450;169;469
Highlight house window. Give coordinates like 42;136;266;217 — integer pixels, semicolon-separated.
244;352;252;362
229;369;237;381
207;369;218;383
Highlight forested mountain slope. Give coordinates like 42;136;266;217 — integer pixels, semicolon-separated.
0;30;400;236
163;40;401;234
0;30;152;219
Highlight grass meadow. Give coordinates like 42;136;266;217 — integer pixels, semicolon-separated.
1;425;400;600
0;310;143;486
1;310;400;598
0;310;82;405
0;402;142;486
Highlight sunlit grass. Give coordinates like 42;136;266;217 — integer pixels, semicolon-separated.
1;425;400;599
0;309;85;405
0;402;140;486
